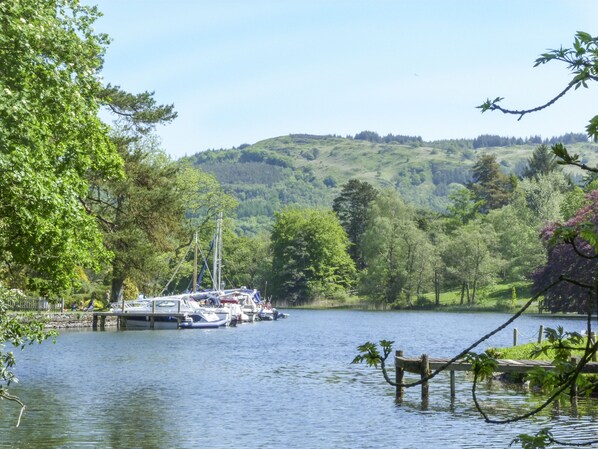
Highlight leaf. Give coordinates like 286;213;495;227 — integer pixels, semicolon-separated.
586;115;598;142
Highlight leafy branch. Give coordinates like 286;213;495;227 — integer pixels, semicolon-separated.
478;31;598;179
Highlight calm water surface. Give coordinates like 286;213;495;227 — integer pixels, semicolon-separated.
2;310;598;448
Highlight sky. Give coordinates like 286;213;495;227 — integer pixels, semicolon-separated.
86;0;598;159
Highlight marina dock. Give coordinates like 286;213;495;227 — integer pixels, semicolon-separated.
92;311;188;330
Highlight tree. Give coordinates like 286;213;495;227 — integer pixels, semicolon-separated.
445;187;484;229
332;179;378;269
270;209;355;304
221;231;271;293
86;83;237;301
484;205;546;282
0;0;122;294
521;144;562;179
514;171;570;227
532;190;598;313
0;0;118;425
469;154;515;212
442;222;503;305
360;190;431;306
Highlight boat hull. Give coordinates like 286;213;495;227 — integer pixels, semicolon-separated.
179;317;228;329
124;316;181;330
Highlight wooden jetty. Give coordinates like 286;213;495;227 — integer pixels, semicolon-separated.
395;350;598;399
91;311;187;330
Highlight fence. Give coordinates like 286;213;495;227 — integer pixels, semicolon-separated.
10;298;65;312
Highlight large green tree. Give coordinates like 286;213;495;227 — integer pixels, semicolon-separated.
0;0;121;294
270;208;355;304
0;0;119;424
332;179;378;269
360;190;431;306
86;84;236;301
521;144;562;180
469;154;515;213
441;222;503;305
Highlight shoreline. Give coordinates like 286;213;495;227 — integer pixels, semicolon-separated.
22;308;590;330
18;312;119;329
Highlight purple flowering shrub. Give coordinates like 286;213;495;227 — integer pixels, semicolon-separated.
532;190;598;313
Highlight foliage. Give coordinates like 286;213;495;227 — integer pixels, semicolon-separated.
270;208;355;304
464;352;498;381
521;145;562;180
0;0;122;294
484;205;546;282
360;190;433;305
473;134;528;148
442;221;504;304
352;340;394;368
479;31;598;162
532;191;598;313
445;187;483;228
514;171;570;226
221;231;271;293
510;429;554;449
469;154;515;212
184;134;597;235
354;130;422;144
88;84;237;300
332;179;378;269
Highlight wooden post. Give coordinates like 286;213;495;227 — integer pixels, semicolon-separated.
513;328;518;346
570;356;579;403
395;350;404;399
538;325;544;344
450;370;456;398
150;301;156;329
92;314;98;331
100;315;106;331
421;354;430;400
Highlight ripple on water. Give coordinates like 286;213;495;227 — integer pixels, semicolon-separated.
2;310;598;448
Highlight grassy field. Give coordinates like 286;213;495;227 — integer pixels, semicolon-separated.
419;281;536;312
287;281;540;312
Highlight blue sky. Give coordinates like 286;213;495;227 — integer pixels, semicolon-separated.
87;0;598;159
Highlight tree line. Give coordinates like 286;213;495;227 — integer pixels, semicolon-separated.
263;144;597;311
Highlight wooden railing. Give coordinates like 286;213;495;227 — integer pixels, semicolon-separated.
10;298;65;312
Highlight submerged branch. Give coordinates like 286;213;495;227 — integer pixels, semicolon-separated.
0;391;26;427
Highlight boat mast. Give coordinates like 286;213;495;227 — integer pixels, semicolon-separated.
192;231;198;293
212;212;223;291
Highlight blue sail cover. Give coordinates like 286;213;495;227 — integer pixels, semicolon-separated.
196;237;215;290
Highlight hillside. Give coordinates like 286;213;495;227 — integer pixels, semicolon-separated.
185;134;598;235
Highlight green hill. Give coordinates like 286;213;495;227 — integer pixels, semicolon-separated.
184;133;598;235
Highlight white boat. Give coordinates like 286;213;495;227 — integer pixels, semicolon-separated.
112;295;226;330
219;289;260;322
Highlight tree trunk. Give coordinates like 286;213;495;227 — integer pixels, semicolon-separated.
465;282;471;305
434;270;440;306
460;282;465;305
111;276;125;303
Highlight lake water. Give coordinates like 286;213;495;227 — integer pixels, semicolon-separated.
2;310;598;448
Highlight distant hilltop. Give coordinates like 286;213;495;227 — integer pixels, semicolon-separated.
182;132;596;235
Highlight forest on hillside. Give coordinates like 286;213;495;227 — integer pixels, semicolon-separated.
186;132;596;235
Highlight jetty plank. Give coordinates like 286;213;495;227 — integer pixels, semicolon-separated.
396;355;598;374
